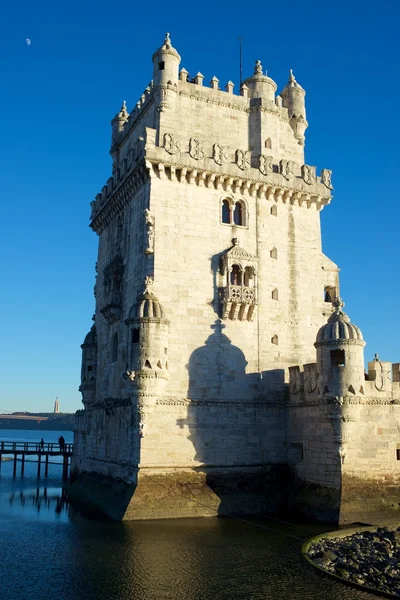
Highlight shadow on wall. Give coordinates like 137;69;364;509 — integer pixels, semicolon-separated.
179;320;287;517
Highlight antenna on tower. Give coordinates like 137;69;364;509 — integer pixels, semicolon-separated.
239;37;243;88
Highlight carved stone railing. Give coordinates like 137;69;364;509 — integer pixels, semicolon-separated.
222;285;256;321
224;285;255;303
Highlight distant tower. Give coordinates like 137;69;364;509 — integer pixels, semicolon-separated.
54;397;60;414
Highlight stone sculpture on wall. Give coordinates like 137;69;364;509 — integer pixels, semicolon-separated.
189;137;204;160
235;149;250;171
280;159;295;180
213;143;228;165
144;209;154;254
301;164;317;185
259;155;273;176
321;168;333;189
164;133;180;155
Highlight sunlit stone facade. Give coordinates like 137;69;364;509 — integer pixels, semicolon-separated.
70;35;400;523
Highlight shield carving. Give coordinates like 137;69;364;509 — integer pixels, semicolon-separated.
304;363;318;393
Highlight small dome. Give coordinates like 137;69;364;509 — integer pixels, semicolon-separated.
112;100;129;123
127;278;167;321
152;32;181;62
83;324;97;346
315;298;363;345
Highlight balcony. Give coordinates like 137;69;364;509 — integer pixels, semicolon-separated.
100;290;122;324
222;285;256;321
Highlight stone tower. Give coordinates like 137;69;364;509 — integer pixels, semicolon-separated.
54;397;60;414
70;34;343;521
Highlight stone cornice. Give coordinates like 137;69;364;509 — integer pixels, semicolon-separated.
90;161;148;234
145;151;331;211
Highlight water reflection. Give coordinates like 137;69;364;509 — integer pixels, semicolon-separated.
8;487;68;515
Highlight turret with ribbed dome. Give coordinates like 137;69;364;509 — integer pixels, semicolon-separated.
242;59;277;103
124;277;170;400
315;298;366;398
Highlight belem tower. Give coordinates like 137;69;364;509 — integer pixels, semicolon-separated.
69;34;400;523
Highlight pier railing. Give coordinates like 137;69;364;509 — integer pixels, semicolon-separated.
0;440;73;479
0;441;73;453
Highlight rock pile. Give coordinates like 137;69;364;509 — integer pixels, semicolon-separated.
307;527;400;596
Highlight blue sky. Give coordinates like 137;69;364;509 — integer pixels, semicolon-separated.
0;0;398;413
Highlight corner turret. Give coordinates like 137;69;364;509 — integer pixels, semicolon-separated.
280;70;308;145
79;323;97;408
152;33;181;87
124;277;170;402
243;60;277;104
315;298;366;398
110;101;129;165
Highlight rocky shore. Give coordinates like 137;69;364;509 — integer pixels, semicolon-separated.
307;527;400;596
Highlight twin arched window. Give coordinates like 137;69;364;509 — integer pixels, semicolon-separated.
221;198;247;227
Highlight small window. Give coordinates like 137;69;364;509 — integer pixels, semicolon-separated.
230;265;242;285
272;288;279;300
111;333;118;363
233;202;244;226
222;199;231;224
87;365;93;372
270;247;277;259
330;349;345;367
265;138;272;149
131;328;140;344
324;286;336;303
270;205;277;216
159;61;165;71
396;445;400;461
271;335;278;345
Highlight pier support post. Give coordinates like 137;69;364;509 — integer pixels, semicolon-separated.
37;453;41;478
21;454;25;476
45;454;49;477
13;454;17;477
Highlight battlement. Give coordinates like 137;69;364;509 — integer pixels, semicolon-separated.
289;357;400;404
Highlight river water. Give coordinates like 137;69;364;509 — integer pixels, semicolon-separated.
0;429;376;600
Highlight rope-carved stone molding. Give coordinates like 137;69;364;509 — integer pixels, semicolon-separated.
90;151;332;234
145;159;330;209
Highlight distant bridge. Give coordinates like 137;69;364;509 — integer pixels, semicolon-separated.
0;414;48;421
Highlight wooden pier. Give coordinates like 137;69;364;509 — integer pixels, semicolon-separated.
0;441;73;480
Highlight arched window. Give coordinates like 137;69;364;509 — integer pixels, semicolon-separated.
233;202;244;226
271;335;278;345
230;265;242;285
222;199;231;224
111;333;118;363
270;205;277;216
270;247;277;259
243;266;254;287
272;288;279;300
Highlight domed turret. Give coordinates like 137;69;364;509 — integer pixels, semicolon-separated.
315;299;366;398
111;101;129;146
243;60;277;103
280;70;308;145
125;277;170;401
152;33;181;87
280;70;306;118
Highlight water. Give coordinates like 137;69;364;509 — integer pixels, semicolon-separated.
0;430;376;600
